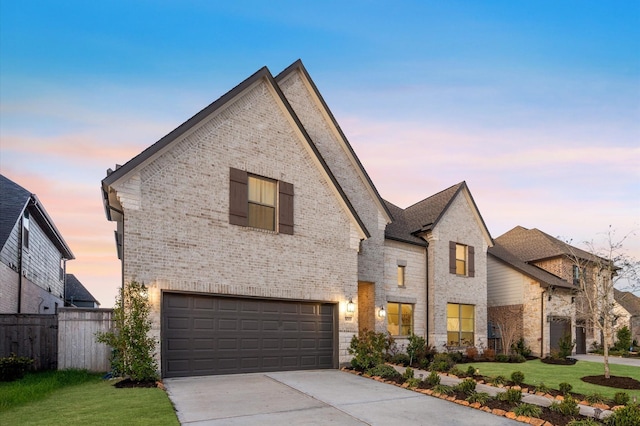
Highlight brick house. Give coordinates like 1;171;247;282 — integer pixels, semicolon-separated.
613;288;640;348
488;226;611;357
101;61;493;378
0;174;75;314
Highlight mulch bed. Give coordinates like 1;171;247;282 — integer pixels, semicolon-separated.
581;375;640;390
540;357;578;365
114;378;159;388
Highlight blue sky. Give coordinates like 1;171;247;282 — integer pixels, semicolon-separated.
1;1;639;306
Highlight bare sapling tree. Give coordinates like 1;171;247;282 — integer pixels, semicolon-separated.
488;304;523;355
566;226;639;379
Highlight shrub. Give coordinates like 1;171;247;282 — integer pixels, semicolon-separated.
614;326;632;352
497;388;523;404
367;364;401;380
549;395;579;416
509;354;526;363
567;419;600;426
429;353;455;372
390;353;411;366
510;371;525;386
465;346;478;360
613;392;630;406
448;351;463;363
559;382;573;395
406;333;427;365
534;382;551;394
513;403;542;418
511;338;532;358
406;377;421;388
466;365;477;377
585;392;608;405
558;333;575;358
483;348;496;361
448;366;465;377
0;354;33;382
425;370;440;386
402;367;414;380
604;403;640;426
454;378;477;395
432;384;454;395
466;391;492;405
495;354;510;362
491;375;507;386
348;330;390;371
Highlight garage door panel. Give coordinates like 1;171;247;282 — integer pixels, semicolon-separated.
162;293;335;378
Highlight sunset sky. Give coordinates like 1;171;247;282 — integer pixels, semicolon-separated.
1;1;639;307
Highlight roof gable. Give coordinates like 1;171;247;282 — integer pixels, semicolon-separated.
496;226;598;263
102;64;370;239
614;288;640;316
65;274;100;305
275;60;392;224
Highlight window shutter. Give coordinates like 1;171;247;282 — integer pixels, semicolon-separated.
468;246;475;277
449;241;456;274
229;168;248;226
279;181;294;235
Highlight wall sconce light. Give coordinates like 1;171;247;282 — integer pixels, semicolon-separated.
346;298;355;314
571;296;575;304
378;306;386;318
548;294;552;301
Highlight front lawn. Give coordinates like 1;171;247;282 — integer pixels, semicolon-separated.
0;370;179;425
467;359;640;400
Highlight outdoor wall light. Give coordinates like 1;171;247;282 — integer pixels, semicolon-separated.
378;306;386;318
346;298;355;313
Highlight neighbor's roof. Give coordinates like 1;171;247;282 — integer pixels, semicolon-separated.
614;288;640;316
495;226;600;264
0;174;74;259
488;243;576;290
65;274;100;306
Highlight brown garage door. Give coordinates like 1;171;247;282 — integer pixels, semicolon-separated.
162;293;336;378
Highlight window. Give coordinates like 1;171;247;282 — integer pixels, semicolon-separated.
572;265;580;285
387;302;413;336
23;211;30;249
397;265;405;287
449;241;475;277
229;168;294;234
447;303;475;346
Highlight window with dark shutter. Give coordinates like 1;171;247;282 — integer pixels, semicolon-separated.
278;181;294;235
449;241;457;274
229;168;248;226
468;246;475;277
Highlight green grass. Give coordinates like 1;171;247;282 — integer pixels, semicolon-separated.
0;370;179;425
469;359;640;400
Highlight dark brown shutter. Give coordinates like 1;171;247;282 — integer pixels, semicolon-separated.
229;168;248;226
449;241;456;274
468;246;475;277
279;181;294;235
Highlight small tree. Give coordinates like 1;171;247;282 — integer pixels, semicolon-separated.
96;281;158;382
615;326;632;352
488;304;523;355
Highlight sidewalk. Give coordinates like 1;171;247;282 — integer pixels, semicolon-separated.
391;365;615;420
571;354;640;367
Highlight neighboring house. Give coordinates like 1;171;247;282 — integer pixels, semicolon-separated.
384;183;493;351
488;226;610;357
64;274;100;308
0;174;75;314
613;288;640;347
101;60;493;379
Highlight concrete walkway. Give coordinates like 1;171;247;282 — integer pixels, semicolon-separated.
571;354;640;367
165;370;520;425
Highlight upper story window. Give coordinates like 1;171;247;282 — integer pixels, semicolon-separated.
23;211;30;249
397;264;406;287
229;168;294;235
449;241;475;277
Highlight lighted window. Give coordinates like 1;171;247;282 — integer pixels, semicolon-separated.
248;175;277;231
447;303;475;347
387;302;413;336
456;244;467;275
397;265;405;287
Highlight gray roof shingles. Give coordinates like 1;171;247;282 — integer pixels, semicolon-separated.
65;274;100;305
0;174;31;250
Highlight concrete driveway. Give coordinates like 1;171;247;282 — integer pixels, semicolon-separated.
164;370;520;425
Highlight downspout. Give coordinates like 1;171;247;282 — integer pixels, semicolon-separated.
540;290;545;358
17;214;24;313
425;241;430;345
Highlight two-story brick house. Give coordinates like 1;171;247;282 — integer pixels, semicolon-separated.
102;61;492;378
1;174;75;314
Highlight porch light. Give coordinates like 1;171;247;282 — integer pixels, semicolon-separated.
346;298;355;313
378;306;386;318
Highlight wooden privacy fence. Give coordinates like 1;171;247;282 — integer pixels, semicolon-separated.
0;308;113;372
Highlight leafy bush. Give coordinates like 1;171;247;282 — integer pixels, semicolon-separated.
534;382;551;394
585;392;608;405
406;333;427;365
509;354;526;363
0;354;33;382
390;353;411;366
405;377;421;388
367;364;401;380
613;392;630;406
567;419;600;426
549;395;579;416
491;375;507;386
558;333;575;358
559;382;573;395
448;351;463;363
348;330;390;371
497;388;523;404
425;370;440;386
429;353;455;372
511;338;532;358
513;403;542;418
454;378;477;395
466;365;477;377
510;371;525;385
465;346;478;360
604;403;640;426
466;391;492;405
483;348;496;361
614;326;632;352
495;354;510;362
448;366;465;377
432;384;454;395
402;367;415;380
